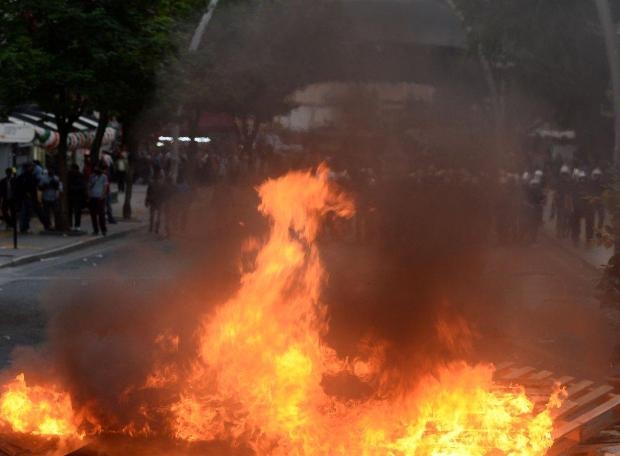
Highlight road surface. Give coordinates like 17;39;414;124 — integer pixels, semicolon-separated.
0;229;617;382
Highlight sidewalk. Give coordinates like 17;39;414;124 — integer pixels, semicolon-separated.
0;185;147;268
542;198;613;271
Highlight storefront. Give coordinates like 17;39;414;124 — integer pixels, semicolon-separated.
0;123;36;171
7;109;119;168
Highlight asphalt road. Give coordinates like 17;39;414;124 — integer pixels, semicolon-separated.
0;229;617;382
475;237;620;382
0;232;179;368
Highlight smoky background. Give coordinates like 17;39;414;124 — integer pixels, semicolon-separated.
1;0;616;437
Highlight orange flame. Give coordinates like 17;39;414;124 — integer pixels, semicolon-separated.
0;373;81;438
0;167;561;455
170;166;559;455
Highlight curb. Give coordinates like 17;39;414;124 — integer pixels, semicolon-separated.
0;224;145;269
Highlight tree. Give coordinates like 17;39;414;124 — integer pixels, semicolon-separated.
596;0;620;167
101;1;206;219
162;0;342;157
0;1;110;229
0;0;204;225
448;0;609;165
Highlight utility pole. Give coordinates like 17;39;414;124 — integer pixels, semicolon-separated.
11;144;17;249
190;0;221;52
596;0;620;164
169;0;220;182
595;0;620;253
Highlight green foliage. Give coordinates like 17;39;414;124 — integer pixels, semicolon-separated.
0;0;203;127
0;0;204;226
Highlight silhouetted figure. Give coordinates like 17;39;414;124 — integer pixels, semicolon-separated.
15;162;50;233
524;175;544;243
88;166;108;236
571;170;594;244
0;168;16;229
68;164;87;231
145;174;164;234
39;168;62;230
553;166;573;239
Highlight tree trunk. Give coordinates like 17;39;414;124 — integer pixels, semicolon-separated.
90;110;109;167
595;0;620;252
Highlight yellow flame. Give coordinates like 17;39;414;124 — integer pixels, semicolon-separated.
0;167;561;454
0;373;81;438
171;166;559;455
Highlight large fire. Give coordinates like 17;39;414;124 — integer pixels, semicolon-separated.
0;166;560;455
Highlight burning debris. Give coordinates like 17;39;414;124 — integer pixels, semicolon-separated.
0;168;562;455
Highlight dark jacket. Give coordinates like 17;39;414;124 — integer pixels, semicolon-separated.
14;171;39;204
0;176;14;203
68;170;87;201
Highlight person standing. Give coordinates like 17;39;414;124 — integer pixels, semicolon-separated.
145;173;163;234
88;165;108;236
67;164;87;231
553;165;573;239
15;162;50;233
571;170;594;244
115;150;128;193
524;174;545;243
39;168;62;230
0;168;16;230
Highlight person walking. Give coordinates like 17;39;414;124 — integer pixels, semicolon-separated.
571;170;594;244
67;164;87;231
39;168;62;230
145;173;164;234
0;168;16;230
88;165;108;236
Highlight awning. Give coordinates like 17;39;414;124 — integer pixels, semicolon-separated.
7;108;118;151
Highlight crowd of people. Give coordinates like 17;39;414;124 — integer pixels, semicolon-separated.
496;165;608;246
0;139;613;251
0;158;118;236
325;160;611;249
144;168;192;237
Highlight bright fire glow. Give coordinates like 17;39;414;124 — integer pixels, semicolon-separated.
170;165;560;455
0;373;81;438
0;166;561;455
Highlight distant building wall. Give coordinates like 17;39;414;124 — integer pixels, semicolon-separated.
276;81;435;131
